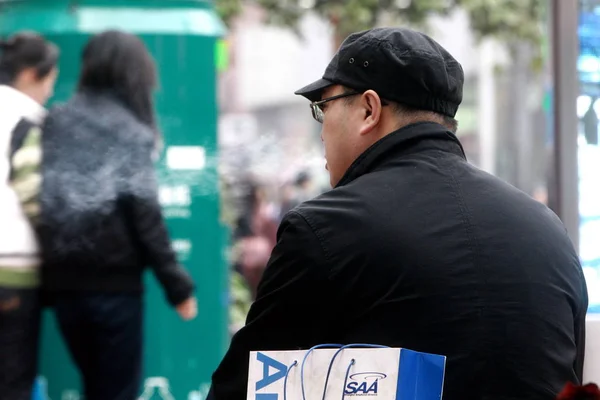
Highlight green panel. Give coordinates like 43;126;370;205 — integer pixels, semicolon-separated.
0;2;228;400
0;1;226;35
143;33;229;400
216;39;230;73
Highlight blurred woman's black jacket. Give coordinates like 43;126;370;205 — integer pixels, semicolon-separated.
38;91;194;306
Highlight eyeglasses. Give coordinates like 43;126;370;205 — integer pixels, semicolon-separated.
309;91;389;123
310;92;360;123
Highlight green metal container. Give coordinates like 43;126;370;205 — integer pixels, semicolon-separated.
0;1;228;399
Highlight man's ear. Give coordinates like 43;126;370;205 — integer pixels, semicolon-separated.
359;90;383;136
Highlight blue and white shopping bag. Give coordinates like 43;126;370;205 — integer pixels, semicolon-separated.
247;344;446;400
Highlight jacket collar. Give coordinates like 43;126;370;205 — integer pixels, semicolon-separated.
0;85;46;124
336;122;467;188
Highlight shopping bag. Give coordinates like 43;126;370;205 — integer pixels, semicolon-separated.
247;344;446;400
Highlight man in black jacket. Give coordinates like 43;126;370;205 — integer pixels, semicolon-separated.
209;27;588;400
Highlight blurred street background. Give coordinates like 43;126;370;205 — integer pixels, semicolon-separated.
0;0;597;399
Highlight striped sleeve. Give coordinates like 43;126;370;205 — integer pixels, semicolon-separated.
9;125;42;225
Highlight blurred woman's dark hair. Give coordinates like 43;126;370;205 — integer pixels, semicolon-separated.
78;30;159;134
0;31;59;85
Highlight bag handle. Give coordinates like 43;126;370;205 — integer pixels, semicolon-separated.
283;360;298;400
341;359;356;400
297;343;390;400
299;344;344;400
322;344;390;400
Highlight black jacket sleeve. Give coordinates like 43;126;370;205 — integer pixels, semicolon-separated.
9;118;35;159
574;274;588;382
208;211;333;400
125;142;195;306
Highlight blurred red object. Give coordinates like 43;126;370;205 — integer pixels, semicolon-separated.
557;382;600;400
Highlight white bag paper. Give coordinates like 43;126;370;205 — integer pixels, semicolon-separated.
247;344;446;400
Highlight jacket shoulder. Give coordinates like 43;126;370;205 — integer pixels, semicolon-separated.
293;178;403;224
292;188;346;227
292;185;383;242
46;96;154;148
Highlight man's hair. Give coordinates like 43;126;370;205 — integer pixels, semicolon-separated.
341;87;458;133
391;102;458;133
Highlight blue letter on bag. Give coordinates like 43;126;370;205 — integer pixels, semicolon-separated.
256;352;288;391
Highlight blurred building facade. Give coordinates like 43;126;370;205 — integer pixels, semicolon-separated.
218;3;333;210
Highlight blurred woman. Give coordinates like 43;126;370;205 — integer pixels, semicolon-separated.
0;31;58;400
38;30;196;400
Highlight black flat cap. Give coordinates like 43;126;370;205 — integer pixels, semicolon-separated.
295;27;464;118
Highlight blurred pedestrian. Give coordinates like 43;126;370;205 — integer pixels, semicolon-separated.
0;31;59;400
278;171;315;219
38;30;196;400
232;181;278;300
208;27;587;400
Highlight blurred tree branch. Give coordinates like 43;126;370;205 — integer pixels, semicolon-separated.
215;0;546;68
216;0;244;26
